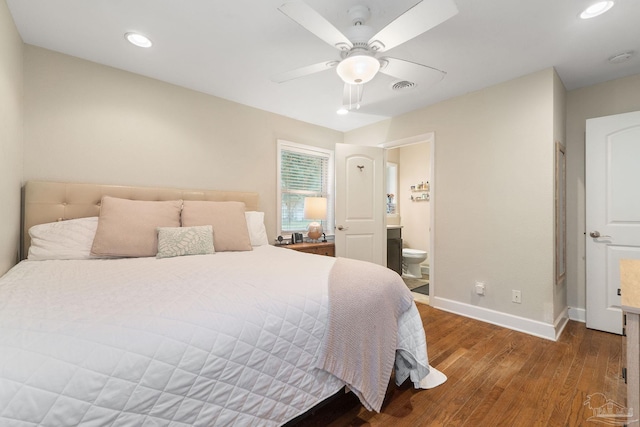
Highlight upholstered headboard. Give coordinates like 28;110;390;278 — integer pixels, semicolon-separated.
21;181;260;259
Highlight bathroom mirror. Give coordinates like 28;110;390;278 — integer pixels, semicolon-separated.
386;162;398;216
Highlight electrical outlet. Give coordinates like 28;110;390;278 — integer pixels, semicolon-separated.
475;281;485;295
512;290;522;304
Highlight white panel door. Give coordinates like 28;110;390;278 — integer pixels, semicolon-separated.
586;111;640;334
334;143;385;265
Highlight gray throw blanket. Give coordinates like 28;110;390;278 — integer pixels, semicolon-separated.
315;257;414;412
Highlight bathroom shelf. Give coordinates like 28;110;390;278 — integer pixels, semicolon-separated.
410;182;430;192
410;182;430;201
411;193;430;201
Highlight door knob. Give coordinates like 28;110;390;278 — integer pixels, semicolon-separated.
589;231;611;238
337;225;349;231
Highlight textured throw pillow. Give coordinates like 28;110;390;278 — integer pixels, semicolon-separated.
181;201;252;251
91;197;182;257
156;225;215;258
28;217;100;260
245;211;269;246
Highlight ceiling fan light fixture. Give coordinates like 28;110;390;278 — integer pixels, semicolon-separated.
580;1;615;19
125;32;153;48
336;55;380;84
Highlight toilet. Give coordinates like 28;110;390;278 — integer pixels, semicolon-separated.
402;248;428;278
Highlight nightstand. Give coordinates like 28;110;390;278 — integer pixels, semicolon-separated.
282;241;335;257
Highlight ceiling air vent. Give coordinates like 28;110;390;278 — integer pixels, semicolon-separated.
392;81;416;91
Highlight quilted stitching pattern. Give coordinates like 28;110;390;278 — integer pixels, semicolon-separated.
394;303;430;386
0;247;344;426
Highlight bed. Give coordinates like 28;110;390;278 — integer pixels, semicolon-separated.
0;181;445;426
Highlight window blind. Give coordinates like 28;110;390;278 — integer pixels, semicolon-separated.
278;142;333;234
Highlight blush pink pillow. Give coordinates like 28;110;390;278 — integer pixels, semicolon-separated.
181;201;252;251
91;196;182;257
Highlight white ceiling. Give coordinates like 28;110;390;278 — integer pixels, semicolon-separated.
6;0;640;132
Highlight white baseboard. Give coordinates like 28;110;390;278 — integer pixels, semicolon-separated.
568;307;586;323
430;296;565;341
554;307;570;341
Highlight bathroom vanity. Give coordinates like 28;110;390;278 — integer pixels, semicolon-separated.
387;225;403;275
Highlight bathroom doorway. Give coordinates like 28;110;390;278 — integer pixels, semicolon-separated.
380;133;435;304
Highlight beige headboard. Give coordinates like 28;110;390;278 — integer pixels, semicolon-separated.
22;181;259;259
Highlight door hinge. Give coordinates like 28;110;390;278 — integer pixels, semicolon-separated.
618;288;621;296
622;367;627;383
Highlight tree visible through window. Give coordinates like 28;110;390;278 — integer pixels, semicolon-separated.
278;140;334;236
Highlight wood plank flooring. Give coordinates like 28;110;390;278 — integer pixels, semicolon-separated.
293;303;626;427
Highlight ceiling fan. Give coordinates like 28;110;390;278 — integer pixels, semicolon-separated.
272;0;459;111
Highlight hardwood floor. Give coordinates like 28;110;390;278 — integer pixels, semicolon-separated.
293;303;626;427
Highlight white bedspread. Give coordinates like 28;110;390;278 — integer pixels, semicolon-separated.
0;246;438;426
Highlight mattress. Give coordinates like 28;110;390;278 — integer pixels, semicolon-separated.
0;245;434;426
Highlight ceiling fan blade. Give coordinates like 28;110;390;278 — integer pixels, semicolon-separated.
368;0;458;52
278;2;353;51
379;57;446;87
342;83;364;109
271;60;339;83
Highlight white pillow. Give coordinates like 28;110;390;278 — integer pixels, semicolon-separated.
245;211;269;246
28;217;100;261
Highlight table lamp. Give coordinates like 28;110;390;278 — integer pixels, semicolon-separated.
303;197;327;242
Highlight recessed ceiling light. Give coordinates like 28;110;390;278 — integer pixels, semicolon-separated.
609;51;634;63
336;107;349;115
580;1;615;19
125;32;152;48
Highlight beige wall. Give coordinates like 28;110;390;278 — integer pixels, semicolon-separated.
11;13;640;332
566;73;640;315
23;45;343;244
346;68;558;326
0;0;24;275
553;70;567;321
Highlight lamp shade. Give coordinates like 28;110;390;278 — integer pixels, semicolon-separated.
303;197;327;220
336;55;380;84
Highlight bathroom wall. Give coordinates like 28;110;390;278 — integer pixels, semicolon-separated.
386;143;431;263
398;143;431;257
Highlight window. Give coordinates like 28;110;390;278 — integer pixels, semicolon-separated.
277;140;334;237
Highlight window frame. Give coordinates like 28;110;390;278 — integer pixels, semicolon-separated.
277;139;334;238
